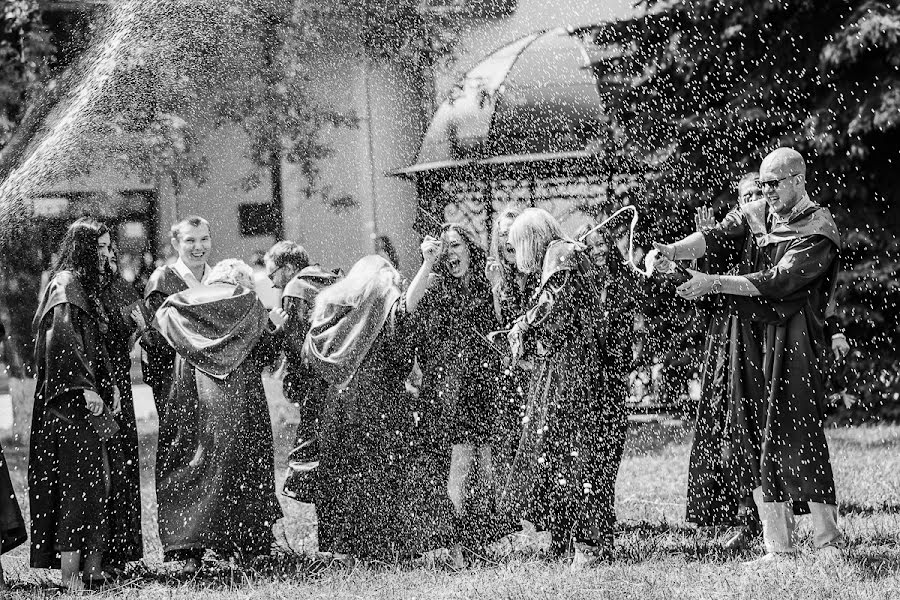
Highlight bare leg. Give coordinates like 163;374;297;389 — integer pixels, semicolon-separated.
447;444;475;515
448;444;475;569
60;551;83;591
475;445;494;492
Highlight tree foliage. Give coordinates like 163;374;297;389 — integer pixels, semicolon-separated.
590;0;900;418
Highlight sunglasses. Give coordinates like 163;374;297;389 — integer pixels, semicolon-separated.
755;173;800;190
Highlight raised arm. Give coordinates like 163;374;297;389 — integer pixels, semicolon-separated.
406;236;441;314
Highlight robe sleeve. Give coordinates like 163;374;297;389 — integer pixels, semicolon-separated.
281;296;311;361
41;304;97;407
519;271;572;331
745;235;838;300
141;289;172;353
702;207;747;271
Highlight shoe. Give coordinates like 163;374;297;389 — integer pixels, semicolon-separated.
449;545;466;570
181;557;201;575
723;530;751;550
744;552;794;568
570;542;608;572
82;573;114;590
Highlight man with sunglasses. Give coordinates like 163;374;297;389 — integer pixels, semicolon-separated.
653;147;843;565
263;241;340;503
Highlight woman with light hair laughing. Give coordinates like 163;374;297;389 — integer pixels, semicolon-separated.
502;208;626;570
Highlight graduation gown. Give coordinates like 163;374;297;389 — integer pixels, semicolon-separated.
304;288;453;560
29;271;113;568
0;443;26;554
140;265;189;421
707;198;841;506
686;211;768;526
153;283;283;560
503;240;623;546
279;265;340;503
98;278;144;563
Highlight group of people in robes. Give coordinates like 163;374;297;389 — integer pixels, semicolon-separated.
657;147;846;564
8;145;845;590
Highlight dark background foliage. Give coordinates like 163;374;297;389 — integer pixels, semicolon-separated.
590;0;900;421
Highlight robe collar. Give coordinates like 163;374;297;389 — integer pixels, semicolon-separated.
740;195;840;249
172;258;209;289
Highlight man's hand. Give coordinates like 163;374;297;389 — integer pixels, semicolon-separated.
676;269;715;300
694;206;715;231
832;334;850;361
84;390;104;416
420;236;441;266
130;306;147;331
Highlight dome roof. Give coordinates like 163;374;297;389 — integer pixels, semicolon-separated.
393;26;623;177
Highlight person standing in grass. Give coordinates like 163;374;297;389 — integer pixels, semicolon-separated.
152;259;283;574
97;245;144;574
502;208;622;571
655;147;843;564
304;253;453;562
140;216;212;423
0;321;27;591
262;241;340;503
29;217;118;590
414;223;507;567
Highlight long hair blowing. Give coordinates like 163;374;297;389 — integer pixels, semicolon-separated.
508;208;568;274
312;255;400;324
52;217;109;292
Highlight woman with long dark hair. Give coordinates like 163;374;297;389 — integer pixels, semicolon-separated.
98;244;144;574
30;217;118;590
415;223;506;565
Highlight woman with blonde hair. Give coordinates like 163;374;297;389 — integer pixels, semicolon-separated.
303;252;453;562
503;208;626;570
152;258;282;573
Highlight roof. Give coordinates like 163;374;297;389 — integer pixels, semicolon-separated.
391;26;628;178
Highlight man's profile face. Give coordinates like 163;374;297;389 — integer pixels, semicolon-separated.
264;258;297;290
738;180;763;206
171;223;211;269
757;162;803;216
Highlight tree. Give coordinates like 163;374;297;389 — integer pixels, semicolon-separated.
589;0;900;419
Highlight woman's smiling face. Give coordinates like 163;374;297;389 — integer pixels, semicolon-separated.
443;229;471;279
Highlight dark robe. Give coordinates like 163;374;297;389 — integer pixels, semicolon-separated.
686;213;768;526
140;265;189;422
279;266;340;503
29;271;113;568
304;287;453;560
0;443;26;554
704;198;841;506
98;277;144;564
152;283;283;561
415;275;506;546
503;240;623;549
0;321;26;555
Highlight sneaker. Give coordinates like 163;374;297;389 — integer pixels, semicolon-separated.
570;542;608;572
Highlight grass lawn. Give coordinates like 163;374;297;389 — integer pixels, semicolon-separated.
1;378;899;599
